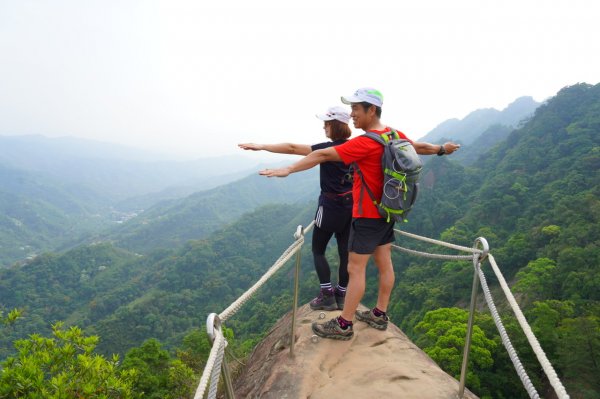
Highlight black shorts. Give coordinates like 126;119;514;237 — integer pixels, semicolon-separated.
348;218;395;255
314;193;352;233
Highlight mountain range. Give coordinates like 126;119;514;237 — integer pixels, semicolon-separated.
0;136;302;265
1;85;598;398
0;95;540;266
0;134;267;203
420;96;540;144
420;96;541;165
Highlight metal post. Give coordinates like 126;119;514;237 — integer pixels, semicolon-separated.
289;225;304;357
458;237;489;398
221;360;235;399
206;313;236;399
458;259;480;398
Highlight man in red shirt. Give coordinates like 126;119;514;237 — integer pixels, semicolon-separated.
260;87;460;340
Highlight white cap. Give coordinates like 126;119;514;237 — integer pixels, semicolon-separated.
341;87;383;107
315;106;350;124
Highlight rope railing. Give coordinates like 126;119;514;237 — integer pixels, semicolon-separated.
477;259;540;398
193;328;226;399
395;229;483;254
488;254;569;399
219;229;306;322
195;221;315;399
392;245;475;261
195;225;569;399
392;228;569;399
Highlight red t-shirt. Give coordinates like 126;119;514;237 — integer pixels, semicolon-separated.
334;127;412;218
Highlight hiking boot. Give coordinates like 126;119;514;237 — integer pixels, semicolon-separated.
312;318;354;341
310;288;337;311
355;309;389;330
334;286;346;310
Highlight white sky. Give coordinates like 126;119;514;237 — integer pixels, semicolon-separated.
1;1;599;159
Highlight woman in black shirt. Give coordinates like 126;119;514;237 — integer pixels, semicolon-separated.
238;106;353;310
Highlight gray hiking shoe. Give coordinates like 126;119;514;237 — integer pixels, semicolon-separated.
355;309;389;330
312;317;354;341
310;288;337;311
334;286;346;310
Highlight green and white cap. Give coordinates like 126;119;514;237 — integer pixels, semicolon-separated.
341;87;383;107
315;106;350;124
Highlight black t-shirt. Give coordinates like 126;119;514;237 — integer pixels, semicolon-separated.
311;140;352;194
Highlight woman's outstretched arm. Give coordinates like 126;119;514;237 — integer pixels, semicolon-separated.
238;142;312;155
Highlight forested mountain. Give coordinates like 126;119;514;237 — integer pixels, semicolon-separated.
449;123;513;165
0;164;113;266
0;202;318;358
0;97;532;266
96;169;319;253
1;84;598;398
391;83;600;397
0;135;288;265
420;96;540;145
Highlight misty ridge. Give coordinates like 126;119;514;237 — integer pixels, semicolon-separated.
0;95;540;267
0;134;305;266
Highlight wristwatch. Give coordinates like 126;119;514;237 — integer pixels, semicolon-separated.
437;145;446;156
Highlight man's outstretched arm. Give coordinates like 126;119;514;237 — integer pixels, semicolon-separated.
413;141;461;155
260;147;341;177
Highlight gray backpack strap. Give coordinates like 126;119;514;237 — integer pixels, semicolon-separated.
364;131;387;145
352;133;384;216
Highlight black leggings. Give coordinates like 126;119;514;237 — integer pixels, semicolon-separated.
311;223;350;287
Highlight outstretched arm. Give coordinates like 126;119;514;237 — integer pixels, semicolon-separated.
413;141;461;156
238;142;312;156
259;147;341;177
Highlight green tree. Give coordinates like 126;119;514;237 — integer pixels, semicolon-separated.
415;308;497;391
0;322;138;398
1;307;21;325
514;258;557;302
528;300;574;359
556;316;600;397
176;328;212;373
121;338;195;399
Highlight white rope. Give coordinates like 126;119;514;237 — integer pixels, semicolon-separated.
219;221;314;321
194;330;226;399
392;230;568;397
488;254;570;399
194;222;315;398
392;244;474;260
219;236;304;322
207;335;226;399
395;229;482;254
476;262;540;399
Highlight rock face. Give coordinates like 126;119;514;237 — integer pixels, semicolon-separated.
233;304;479;399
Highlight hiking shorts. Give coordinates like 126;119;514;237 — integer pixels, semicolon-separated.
314;192;352;233
348;217;395;255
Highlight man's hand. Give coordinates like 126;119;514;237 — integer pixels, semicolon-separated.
442;142;461;155
257;147;339;178
259;167;291;178
238;143;263;151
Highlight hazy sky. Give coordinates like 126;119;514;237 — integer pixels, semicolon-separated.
1;1;599;159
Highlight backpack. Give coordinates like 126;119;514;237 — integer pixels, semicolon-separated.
354;130;423;222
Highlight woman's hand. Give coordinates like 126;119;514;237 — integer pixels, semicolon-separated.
238;143;264;151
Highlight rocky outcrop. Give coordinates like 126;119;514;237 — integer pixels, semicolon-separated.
233;304;479;399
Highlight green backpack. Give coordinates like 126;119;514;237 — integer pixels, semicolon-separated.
354;130;423;222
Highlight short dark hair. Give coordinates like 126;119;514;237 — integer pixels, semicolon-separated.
326;120;352;140
359;102;382;118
